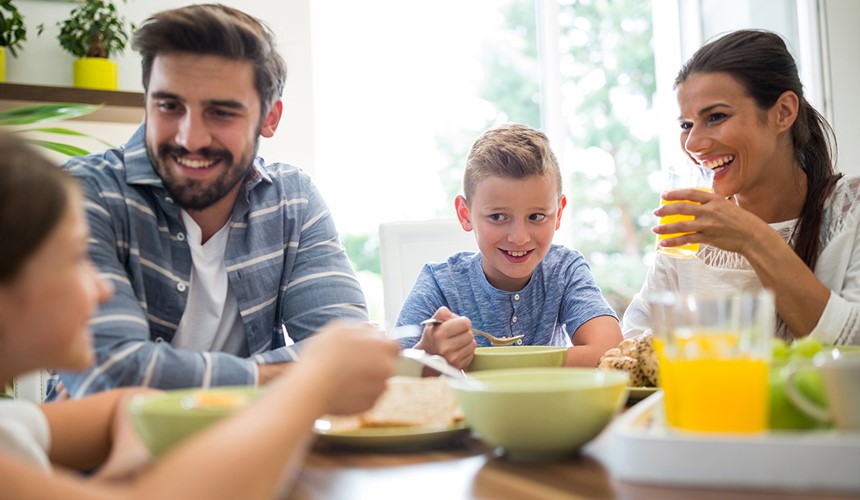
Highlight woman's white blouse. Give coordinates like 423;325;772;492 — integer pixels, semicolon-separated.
623;175;860;346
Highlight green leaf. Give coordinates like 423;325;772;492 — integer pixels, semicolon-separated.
55;0;135;59
14;126;114;148
0;103;112;157
0;103;102;125
24;139;91;157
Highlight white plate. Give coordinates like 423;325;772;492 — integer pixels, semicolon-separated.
313;418;469;451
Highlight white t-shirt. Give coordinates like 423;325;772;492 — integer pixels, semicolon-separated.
0;400;51;473
172;211;248;356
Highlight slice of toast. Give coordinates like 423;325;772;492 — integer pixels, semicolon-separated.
360;376;461;427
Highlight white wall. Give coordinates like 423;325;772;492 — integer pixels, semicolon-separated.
822;0;860;175
7;0;316;174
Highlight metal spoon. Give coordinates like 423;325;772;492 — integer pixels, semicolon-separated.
419;318;524;346
400;348;469;379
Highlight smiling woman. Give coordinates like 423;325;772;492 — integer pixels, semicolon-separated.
623;29;860;349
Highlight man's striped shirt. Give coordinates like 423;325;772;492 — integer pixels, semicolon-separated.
59;125;367;397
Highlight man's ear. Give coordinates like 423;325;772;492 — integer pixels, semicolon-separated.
454;195;473;231
555;194;567;230
260;100;283;138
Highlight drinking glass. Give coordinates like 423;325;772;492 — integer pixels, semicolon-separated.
648;290;773;433
656;163;714;259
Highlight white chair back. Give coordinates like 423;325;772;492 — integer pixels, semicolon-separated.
378;219;478;327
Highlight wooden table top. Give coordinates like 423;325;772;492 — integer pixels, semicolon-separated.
286;432;855;500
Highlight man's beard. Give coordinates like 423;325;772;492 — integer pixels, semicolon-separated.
147;139;258;211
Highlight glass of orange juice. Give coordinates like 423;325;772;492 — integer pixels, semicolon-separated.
649;290;773;433
656;163;714;259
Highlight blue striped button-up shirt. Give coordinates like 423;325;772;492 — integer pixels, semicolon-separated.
59;125;368;397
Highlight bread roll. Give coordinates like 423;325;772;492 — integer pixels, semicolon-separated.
635;333;658;386
598;333;659;387
598;354;650;387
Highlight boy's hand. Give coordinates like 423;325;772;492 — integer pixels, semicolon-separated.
415;307;477;370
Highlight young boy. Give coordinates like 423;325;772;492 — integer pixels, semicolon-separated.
395;124;622;369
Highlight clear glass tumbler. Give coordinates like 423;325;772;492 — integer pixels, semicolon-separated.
656;163;714;259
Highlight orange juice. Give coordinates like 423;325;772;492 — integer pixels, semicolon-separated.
653;337;681;426
656;188;710;259
655;334;769;433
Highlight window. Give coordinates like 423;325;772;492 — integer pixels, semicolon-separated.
310;0;820;323
311;0;543;322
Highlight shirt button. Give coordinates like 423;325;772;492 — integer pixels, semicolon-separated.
177;232;186;241
512;316;518;323
514;294;520;301
177;283;187;292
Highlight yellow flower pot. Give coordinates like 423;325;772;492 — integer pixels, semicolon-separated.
0;48;6;83
73;57;118;91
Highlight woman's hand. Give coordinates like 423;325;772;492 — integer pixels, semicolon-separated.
653;187;771;256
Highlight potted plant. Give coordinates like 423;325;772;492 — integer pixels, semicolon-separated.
0;0;27;82
41;0;136;91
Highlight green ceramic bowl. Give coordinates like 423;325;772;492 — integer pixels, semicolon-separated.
128;386;261;457
467;345;568;372
448;368;629;460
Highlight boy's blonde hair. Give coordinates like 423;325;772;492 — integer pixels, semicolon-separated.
463;123;562;202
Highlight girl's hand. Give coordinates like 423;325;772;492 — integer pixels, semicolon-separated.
94;389;157;482
299;321;400;416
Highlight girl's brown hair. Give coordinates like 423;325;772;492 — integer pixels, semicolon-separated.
0;135;77;282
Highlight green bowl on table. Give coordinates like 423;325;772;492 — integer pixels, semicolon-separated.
467;345;568;372
128;386;262;457
448;367;628;461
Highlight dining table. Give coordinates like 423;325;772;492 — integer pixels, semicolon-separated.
285;403;857;500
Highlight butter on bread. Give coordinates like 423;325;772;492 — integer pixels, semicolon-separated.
360;376;462;427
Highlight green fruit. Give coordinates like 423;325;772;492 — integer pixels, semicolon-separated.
768;363;829;430
772;338;790;362
790;336;823;359
792;368;828;407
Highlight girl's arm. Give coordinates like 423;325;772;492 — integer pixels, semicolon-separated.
5;322;398;500
41;387;154;471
